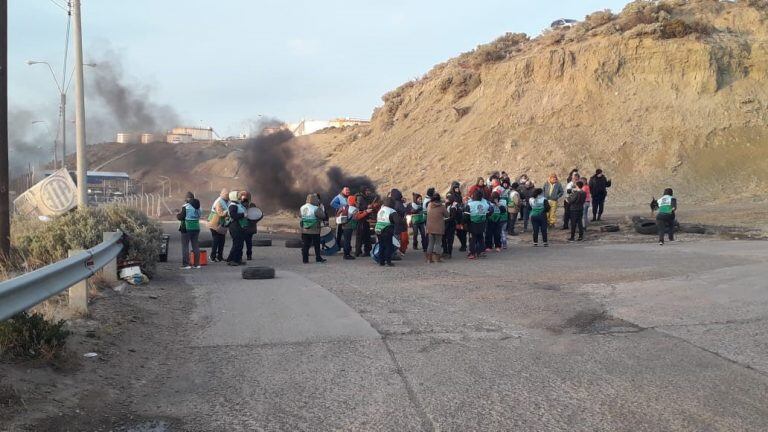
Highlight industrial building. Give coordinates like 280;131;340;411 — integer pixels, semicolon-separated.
288;117;370;137
170;126;214;141
166;133;193;144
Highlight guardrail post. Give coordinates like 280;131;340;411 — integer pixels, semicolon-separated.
67;249;88;316
101;232;119;282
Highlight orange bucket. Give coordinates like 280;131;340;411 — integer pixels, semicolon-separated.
189;250;207;266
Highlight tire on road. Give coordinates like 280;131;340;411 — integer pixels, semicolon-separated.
285;239;303;248
254;239;272;247
634;220;658;235
678;223;706;234
600;224;620;233
242;266;275;280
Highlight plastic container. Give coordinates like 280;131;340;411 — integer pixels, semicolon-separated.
189;250;207;266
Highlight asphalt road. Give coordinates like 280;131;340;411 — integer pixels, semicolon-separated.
41;227;768;431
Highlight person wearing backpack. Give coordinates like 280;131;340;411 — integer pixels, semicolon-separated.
299;193;328;264
177;192;202;269
529;188;550;247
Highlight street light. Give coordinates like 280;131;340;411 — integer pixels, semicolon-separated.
27;60;96;170
31;120;57;168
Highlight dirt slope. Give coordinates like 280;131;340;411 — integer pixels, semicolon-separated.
307;0;768;204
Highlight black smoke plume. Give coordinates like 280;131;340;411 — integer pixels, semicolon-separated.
8;108;54;176
87;51;180;139
243;127;376;213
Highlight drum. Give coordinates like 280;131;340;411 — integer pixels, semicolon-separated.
319;226;334;244
320;237;339;256
246;207;263;222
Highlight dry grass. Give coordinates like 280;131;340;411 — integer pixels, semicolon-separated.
0;312;70;362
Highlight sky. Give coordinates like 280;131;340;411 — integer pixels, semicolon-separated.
9;0;632;141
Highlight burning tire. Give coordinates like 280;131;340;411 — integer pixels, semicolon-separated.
285;239;303;248
242;266;275;280
254;239;272;247
600;224;620;233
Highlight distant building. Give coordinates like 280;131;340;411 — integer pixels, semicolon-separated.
166;133;193;144
116;132;140;144
288;118;370;136
140;133;161;144
329;117;370;128
171;126;214;141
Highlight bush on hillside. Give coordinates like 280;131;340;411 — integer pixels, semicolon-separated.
11;206;163;276
584;9;617;30
0;312;70;361
660;18;713;39
463;33;529;68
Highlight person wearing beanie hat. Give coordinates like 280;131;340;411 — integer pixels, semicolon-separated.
588;169;612;221
176;191;201;269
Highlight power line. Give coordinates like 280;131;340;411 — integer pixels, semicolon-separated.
47;0;68;13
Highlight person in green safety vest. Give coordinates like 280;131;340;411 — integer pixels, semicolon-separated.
300;193;328;264
408;193;427;252
375;197;402;267
652;188;678;246
177;191;202;269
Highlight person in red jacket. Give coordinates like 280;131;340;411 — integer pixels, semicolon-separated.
468;177;491;200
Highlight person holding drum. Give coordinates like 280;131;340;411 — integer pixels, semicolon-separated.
240;191;260;260
208;188;229;262
226;191;248;266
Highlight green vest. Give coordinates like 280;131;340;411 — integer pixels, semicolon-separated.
658;195;674;214
300;203;320;229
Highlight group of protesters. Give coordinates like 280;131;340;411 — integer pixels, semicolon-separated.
300;168;615;266
177;188;260;269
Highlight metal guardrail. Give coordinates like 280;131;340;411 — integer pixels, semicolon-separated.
0;230;124;321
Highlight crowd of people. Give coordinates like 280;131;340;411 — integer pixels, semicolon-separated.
302;168;617;266
175;168;679;268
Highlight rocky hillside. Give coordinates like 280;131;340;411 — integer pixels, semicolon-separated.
308;0;768;203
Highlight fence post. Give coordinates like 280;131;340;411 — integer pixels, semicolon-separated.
101;232;118;282
67;249;88;316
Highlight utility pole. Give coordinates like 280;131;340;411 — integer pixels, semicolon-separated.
72;0;87;207
0;0;10;256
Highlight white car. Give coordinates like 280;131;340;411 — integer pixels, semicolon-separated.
550;18;579;29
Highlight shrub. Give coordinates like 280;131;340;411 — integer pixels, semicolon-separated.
0;312;70;361
452;70;481;100
462;32;529;68
584;9;617;30
11;206;163;276
617;1;661;32
660;19;712;39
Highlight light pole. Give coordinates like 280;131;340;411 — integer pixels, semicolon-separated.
27;60;96;172
26;60;66;169
31;120;57;168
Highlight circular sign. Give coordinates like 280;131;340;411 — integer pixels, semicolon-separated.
40;176;76;213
